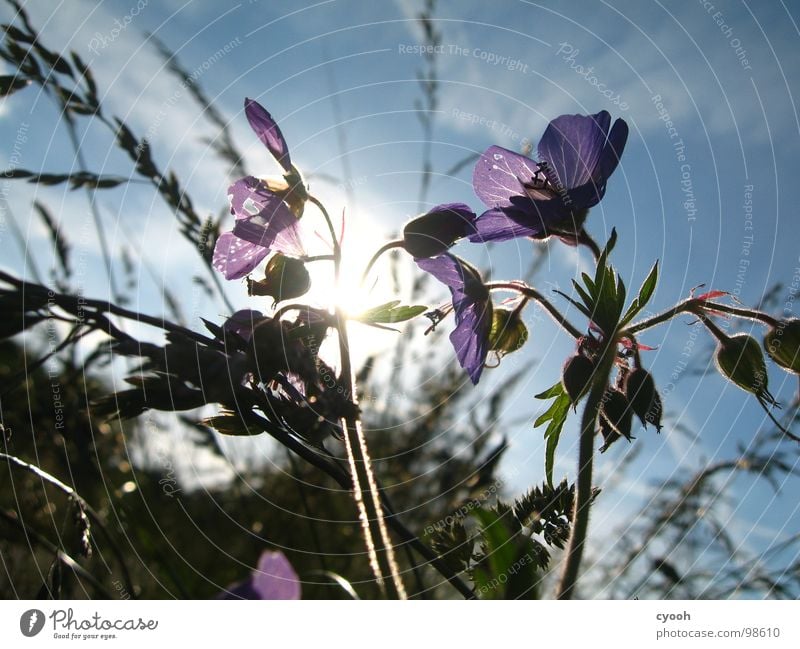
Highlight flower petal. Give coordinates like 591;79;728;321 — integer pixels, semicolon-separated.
469;207;548;242
233;209;305;259
416;253;491;384
595;117;629;187
218;550;301;600
472;145;541;209
245;98;292;171
228;176;277;220
228;180;306;258
212;231;270;280
538;111;611;191
450;295;492;384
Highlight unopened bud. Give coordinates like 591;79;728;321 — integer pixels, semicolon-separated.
624;367;659;429
562;354;595;404
764;319;800;375
402;203;476;258
248;253;311;304
246;317;290;379
599;388;633;450
715;333;776;405
488;307;528;357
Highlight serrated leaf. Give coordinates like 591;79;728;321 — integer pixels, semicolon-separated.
533;382;571;487
535;382;563;400
621;260;659;326
354;301;427;324
554;289;593;321
571;279;594;313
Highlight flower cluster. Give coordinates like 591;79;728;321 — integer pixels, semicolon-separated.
213;101;629;385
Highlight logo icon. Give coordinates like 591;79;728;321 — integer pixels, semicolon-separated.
20;609;45;637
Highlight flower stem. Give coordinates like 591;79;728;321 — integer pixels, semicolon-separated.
556;339;615;599
624;298;779;336
487;281;582;339
361;240;405;285
576;228;602;262
309;195;407;599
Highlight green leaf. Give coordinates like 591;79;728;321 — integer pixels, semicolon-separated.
571;279;594;313
354;301;427;325
554;289;593;321
0;75;30;96
533;382;571;487
621;260;659;326
535;382;563;400
470;507;518;599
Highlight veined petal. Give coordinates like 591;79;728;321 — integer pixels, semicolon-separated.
228;176;279;220
416;253;491;384
469;207;547;242
244;98;292;171
595;117;629;185
212;231;270;280
232;205;305;259
450;293;492;384
538;111;611;191
473;145;541;209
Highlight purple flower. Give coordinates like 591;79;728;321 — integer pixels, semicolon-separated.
222;309;268;341
471;111;628;242
213;176;305;280
245;97;292;172
416;253;492;384
218;550;301;600
402;203;477;258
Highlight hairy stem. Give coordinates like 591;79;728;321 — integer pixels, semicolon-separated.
556;341;615;599
310;195;407;599
487;281;582;339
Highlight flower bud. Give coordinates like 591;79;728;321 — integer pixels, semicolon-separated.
623;367;658;429
715;333;776;405
599;388;633;448
248;253;311;304
561;354;595;405
488;307;528;357
245;317;290;379
764;319;800;374
402;203;476;258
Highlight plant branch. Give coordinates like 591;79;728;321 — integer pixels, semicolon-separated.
556;340;615;599
487;281;583;339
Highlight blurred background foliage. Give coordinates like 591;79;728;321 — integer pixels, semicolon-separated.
1;0;799;599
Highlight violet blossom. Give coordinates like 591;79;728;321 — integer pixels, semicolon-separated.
416;253;492;384
471;111;628;242
213;99;305;280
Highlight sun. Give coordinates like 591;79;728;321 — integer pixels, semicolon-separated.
302;206;409;365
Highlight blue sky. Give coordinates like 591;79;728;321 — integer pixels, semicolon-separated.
2;0;799;592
